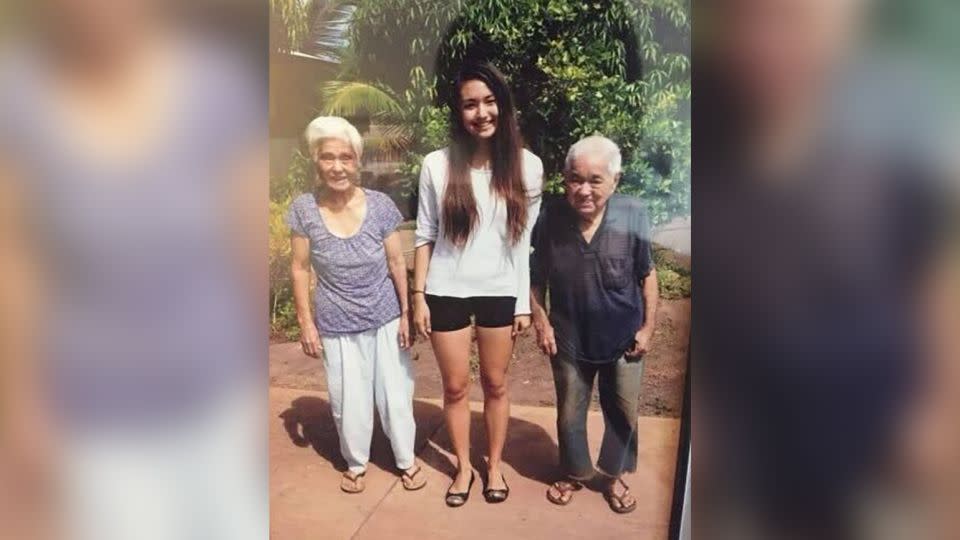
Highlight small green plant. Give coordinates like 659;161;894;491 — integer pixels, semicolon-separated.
656;268;691;300
272;287;302;341
270;150;312;341
653;245;691;299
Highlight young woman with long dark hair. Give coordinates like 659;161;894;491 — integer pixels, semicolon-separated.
412;62;543;507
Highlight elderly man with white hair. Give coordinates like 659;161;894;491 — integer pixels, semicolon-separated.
530;135;659;514
287;116;425;494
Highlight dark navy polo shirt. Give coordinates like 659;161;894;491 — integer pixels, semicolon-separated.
531;193;654;364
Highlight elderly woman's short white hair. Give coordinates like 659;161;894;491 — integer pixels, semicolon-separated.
304;116;363;162
564;135;622;177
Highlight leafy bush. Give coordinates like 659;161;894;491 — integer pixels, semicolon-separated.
271;149;312;201
272;286;303;341
270;150;313;340
656;268;691;300
269;1;691;340
653;244;691;299
347;0;690;225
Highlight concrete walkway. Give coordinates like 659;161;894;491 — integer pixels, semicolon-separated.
652;216;691;256
270;387;680;540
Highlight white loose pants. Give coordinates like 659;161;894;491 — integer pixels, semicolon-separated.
60;380;267;540
321;317;416;474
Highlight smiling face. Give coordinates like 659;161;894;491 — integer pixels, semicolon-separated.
314;138;358;193
564;153;620;220
458;79;498;140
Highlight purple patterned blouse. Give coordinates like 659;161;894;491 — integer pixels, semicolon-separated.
287;189;404;335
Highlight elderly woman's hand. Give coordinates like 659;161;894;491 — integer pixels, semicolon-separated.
398;315;412;349
300;325;323;358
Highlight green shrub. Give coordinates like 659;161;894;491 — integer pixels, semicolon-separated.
269;152;312;340
653;244;691;299
656;268;691;300
271;288;302;341
348;0;690;226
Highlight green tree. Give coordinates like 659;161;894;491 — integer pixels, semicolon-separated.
271;0;418;152
318;80;415;153
270;0;315;53
269;1;691;338
270;0;357;62
347;0;690;224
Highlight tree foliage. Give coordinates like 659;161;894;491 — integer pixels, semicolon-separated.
345;0;690;224
270;0;691;338
270;0;316;53
318;81;414;152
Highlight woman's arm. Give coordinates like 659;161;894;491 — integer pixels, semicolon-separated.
512;157;544;334
412;243;433;338
384;230;411;349
290;234;321;357
412;155;439;338
513;193;542;316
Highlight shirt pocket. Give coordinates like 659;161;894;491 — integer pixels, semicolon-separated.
599;257;631;290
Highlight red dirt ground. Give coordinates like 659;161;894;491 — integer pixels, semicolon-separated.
270;298;689;417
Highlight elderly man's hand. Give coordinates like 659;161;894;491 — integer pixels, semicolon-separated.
534;320;558;357
626;326;654;358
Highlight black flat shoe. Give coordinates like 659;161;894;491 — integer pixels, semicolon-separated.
445;471;475;508
483;473;510;504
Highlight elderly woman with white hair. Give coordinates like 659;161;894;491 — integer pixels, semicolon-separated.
287;116;425;493
530;135;659;514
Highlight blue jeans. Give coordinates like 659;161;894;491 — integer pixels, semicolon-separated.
550;351;645;480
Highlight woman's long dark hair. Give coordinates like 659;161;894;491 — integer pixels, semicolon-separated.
443;62;527;247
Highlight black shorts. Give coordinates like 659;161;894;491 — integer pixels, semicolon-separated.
425;295;516;332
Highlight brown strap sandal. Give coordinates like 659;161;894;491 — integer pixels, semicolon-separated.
546;479;584;506
604;478;637;514
401;464;427;491
340;470;366;494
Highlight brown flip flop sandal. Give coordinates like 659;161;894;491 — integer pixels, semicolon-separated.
401;464;427;491
546;480;583;506
604;478;637;514
340;470;366;494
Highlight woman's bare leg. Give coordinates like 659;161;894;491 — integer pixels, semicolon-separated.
432;327;474;492
476;325;514;491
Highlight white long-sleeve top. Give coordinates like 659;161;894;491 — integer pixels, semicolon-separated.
415;147;543;315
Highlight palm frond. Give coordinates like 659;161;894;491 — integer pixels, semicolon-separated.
301;3;357;63
366;123;415;153
318;81;406;119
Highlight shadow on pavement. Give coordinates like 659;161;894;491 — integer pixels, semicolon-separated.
279;396;559;486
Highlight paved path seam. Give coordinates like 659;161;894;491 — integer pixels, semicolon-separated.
350;405;448;539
